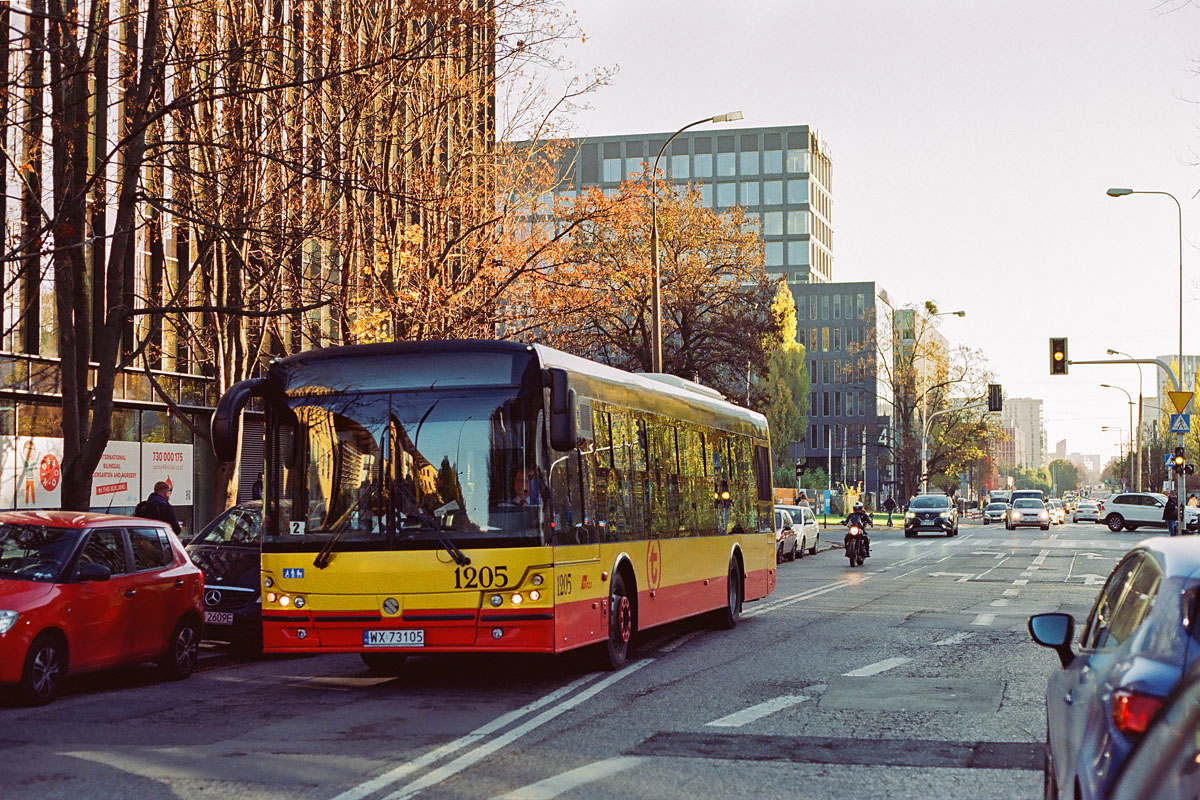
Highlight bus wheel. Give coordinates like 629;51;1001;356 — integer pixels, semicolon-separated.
600;572;634;670
361;652;408;675
713;558;743;631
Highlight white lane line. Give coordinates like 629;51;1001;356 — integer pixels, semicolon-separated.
1013;579;1029;586
705;694;811;728
1032;550;1049;566
891;555;951;581
990;599;1009;607
843;657;911;677
971;613;995;626
330;671;604;800
378;661;653;800
658;630;705;653
491;756;648;800
973;556;1010;581
1002;588;1020;596
743;579;851;618
933;632;973;646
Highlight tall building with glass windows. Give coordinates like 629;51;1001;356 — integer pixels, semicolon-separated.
549;124;833;285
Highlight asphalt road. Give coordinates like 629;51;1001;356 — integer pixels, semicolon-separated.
0;519;1141;800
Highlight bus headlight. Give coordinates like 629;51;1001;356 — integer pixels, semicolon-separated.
529;590;541;602
263;576;274;589
511;593;523;605
279;594;291;607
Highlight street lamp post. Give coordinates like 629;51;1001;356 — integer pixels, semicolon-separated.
1102;426;1126;488
1108;187;1185;521
648;111;744;374
1106;349;1144;491
1100;384;1135;489
919;309;966;494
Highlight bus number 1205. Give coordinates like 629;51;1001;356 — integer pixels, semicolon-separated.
454;565;508;589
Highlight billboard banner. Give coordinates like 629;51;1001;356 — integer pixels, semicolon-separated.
90;441;141;509
4;436;64;509
141;443;194;505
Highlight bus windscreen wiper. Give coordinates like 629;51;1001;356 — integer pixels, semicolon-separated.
433;501;470;566
312;524;345;569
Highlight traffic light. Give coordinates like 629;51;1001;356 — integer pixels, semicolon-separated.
1050;338;1068;375
1174;446;1186;475
794;459;803;481
987;384;1003;412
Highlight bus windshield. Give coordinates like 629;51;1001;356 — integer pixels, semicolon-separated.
268;389;545;550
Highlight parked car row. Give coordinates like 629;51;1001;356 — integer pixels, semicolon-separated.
773;504;821;562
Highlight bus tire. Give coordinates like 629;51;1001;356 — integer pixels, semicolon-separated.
600;571;634;671
713;557;743;631
361;652;408;674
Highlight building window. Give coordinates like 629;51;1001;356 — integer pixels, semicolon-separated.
700;185;712;206
717;152;735;177
765;242;783;266
740;181;759;206
835;392;842;416
833;328;842;351
808;296;817;319
787;179;809;204
823;393;830;415
821;295;829;320
857;293;865;319
810;359;818;381
739;151;759;175
763;180;783;205
694;154;713;178
763;150;783;174
717;182;736;207
823;424;830;446
762;211;783;236
789;242;810;266
822;360;830;382
602;158;621;183
810;327;817;349
787;150;810;173
797;328;805;347
833;294;842;319
670;153;689;179
821;327;829;352
810;393;817;414
787;211;808;235
810;424;818;443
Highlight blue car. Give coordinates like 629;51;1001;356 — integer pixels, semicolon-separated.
1107;660;1200;800
1030;537;1200;800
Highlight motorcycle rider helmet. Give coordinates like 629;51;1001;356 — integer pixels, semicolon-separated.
853;501;864;511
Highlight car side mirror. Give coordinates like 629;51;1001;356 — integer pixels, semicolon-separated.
76;562;112;582
1029;612;1075;668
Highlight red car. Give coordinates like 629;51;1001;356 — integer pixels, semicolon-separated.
0;510;204;704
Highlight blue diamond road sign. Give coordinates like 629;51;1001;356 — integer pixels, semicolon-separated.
1170;414;1191;435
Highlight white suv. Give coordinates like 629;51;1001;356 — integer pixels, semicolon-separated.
1101;492;1199;532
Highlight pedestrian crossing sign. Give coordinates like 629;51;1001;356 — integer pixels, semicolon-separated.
1170;413;1192;435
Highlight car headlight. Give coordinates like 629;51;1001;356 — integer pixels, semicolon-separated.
1039;511;1049;520
1010;511;1020;519
0;609;17;635
905;511;916;518
939;511;952;518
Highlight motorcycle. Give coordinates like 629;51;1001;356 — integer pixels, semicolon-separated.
845;525;866;567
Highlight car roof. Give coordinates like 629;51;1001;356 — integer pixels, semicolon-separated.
1133;536;1200;578
0;509;170;529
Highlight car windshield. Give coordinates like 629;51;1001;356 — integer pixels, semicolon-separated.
1014;499;1044;509
192;507;262;546
270;388;546;550
910;496;950;509
986;503;1007;511
0;524;82;583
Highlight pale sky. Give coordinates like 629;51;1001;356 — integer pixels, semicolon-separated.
557;0;1200;470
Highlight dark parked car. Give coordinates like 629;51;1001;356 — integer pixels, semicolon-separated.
903;493;958;537
1030;537;1200;799
186;502;262;649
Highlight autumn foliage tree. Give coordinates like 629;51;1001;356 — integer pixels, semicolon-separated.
514;171;780;403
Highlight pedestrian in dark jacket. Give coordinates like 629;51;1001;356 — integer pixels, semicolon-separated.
883;496;897;527
136;481;182;535
1164;492;1180;537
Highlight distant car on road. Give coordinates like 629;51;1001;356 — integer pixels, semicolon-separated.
774;508;798;563
1006;498;1049;531
1030;537;1200;799
185;502;263;649
904;494;958;537
0;511;204;704
776;504;820;556
1047;499;1067;525
982;502;1009;525
1072;501;1100;524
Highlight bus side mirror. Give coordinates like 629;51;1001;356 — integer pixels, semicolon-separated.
211;377;267;462
547;368;579;451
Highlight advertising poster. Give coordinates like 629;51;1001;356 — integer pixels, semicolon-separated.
4;436;64;510
141;443;194;504
90;441;141;509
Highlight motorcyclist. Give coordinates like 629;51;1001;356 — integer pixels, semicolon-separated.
841;501;873;557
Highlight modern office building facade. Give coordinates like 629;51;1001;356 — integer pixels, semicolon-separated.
1003;398;1046;469
549;124;833;285
788;281;892;499
1156;355;1200;402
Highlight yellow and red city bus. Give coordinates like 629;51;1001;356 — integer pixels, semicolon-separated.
211;341;776;670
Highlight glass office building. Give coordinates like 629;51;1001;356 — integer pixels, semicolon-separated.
551;124;833;285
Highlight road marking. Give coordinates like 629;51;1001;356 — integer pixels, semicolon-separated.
843;657;911;677
1013;579;1028;585
990;599;1009;607
378;661;652;800
658;630;705;653
933;632;973;646
1002;588;1019;596
491;756;648;800
330;672;605;800
971;613;995;626
744;579;852;618
928;571;974;582
1032;550;1049;566
706;694;811;728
